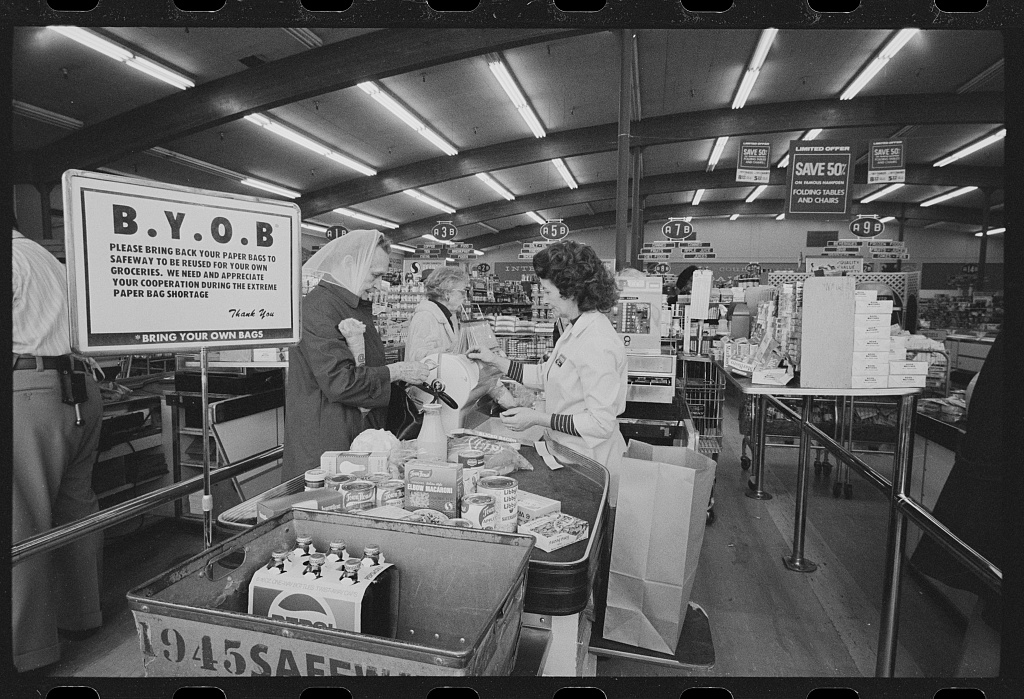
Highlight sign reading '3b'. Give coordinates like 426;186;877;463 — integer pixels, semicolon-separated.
431;222;458;241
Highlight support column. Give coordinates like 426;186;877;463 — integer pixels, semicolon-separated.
35;181;57;240
615;29;634;269
976;189;991;292
629;148;644;271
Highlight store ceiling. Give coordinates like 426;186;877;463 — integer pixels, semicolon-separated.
12;26;1006;250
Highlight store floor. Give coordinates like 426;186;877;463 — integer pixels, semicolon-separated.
38;389;979;678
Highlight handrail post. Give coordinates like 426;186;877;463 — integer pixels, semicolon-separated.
784;395;818;572
746;394;773;500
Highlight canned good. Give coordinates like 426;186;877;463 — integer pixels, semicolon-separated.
304;468;327;491
339;479;376;512
368;473;390;488
457;449;486;469
476;476;518;532
376;479;406;507
477;468;499;480
445;518;474;528
326;474;355;491
461;494;497;530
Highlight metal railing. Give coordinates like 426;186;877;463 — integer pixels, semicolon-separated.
763;393;1001;676
11;445;283;565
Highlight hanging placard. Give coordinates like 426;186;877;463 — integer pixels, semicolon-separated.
539;220;569;241
867;139;906;184
736;141;772;184
475;263;491;273
662;218;695;240
431;221;458;241
786;141;853;217
849;216;886;238
62;170;301;354
325;225;348;240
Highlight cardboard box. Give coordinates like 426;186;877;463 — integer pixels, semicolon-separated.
853;336;891;352
889;335;909;348
356;505;418;521
321;451;372;476
853;351;888;363
256;489;347;521
851;374;888;389
888;349;907;361
853;323;888;338
888;373;927;388
516;489;561;526
855;299;894;314
889;361;929;375
855;289;878;301
854;313;889;326
851;360;890;376
404;460;463;519
252;347;280;362
517;512;589;553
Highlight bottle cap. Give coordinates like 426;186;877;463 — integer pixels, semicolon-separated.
296;536;313;546
343;558;362;574
308;553;326;568
329;541;346;551
363;544;381;557
271;550;290;562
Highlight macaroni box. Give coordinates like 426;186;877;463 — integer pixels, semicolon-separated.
888;373;927;388
516;489;561;526
403;460;463;520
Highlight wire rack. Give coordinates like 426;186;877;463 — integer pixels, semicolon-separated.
680;357;726;458
497;334;554;362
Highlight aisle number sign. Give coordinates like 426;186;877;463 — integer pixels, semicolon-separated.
662;219;695;239
849;216;886;238
786;141;853;217
868;139;906;184
736;141;772;184
325;225;348;240
62;170;301;354
431;221;458;241
539;220;569;241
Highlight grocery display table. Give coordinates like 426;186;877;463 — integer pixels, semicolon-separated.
716;360;922;573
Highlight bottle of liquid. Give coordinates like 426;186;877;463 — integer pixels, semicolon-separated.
266;549;290;575
288;536;315;574
325;541;348;567
360;544;385;570
302;552;327;579
417;403;447;461
340;558;400;638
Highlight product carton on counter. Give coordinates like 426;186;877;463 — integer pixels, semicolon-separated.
888;373;927;388
855;313;889;327
256;489;346;521
889;361;929;375
518;512;589;553
853;322;888;338
853;351;888;363
853;336;891;352
404;460;463;519
851;374;888;389
855;289;878;301
321;451;372;476
855;299;894;314
851;360;890;376
516;489;561;526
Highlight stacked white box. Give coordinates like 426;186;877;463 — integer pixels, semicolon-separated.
852;297;890;383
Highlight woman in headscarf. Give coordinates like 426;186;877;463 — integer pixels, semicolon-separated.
284;230;429;481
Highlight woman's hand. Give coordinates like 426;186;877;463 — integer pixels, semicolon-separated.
388;361;431;385
466;345;499;366
499;407;545;432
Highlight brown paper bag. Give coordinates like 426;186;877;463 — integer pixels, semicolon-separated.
602;440;717;654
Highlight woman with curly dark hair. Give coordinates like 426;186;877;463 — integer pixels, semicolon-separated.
469;240;628;481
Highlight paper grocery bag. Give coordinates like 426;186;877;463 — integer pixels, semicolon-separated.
602;440;716;655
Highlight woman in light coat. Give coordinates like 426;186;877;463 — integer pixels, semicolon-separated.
405;265;471;363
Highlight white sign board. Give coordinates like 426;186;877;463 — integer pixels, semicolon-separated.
62;170;302;354
805;256;865;274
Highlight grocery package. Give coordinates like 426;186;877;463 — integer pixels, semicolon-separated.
516;489;561;526
486;379;538;409
518;512;590;552
403;459;464;520
448;435;533;475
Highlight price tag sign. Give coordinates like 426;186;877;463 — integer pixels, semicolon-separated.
868;139;906;184
849;216;885;238
62;170;301;354
431;222;458;241
539;221;569;241
736;141;772;183
325;225;347;240
662;219;695;240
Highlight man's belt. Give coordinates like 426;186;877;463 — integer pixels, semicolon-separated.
12;355;88;372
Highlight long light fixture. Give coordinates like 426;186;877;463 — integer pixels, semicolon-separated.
241;178;301;199
729;214;740;221
301;222;330;233
392;243;416;252
552;159;578;189
476;173;516;200
860;183;905;204
775;128;822;169
880;216;896;223
333;207;400;230
934;128;1006;167
473;250;486;256
776;213;786;220
357;81;458;156
919;186;978;208
840;28;919;101
683;216;692;222
243;114;376;176
974;227;1005;237
525;211;546;225
746;184;768;203
692;189;705;206
488;55;546;138
403;189;456;214
777;154;790;169
421;234;450;244
13;100;84;130
732;28;778;109
48;27;195;90
706;137;729;172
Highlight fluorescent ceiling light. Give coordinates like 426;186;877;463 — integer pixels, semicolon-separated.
392;243;416;252
933;128;1006;167
732;28;778;109
552;159;578;189
683;216;692;222
732;70;760;110
245;114;376;176
12;100;83;130
776;213;786;220
404;189;456;214
473;250;486;256
729;214;740;221
746;184;768;203
357;81;458;156
241;178;301;199
421;234;449;244
301;222;330;233
777;154;790;168
475;173;516;200
149;147;244;180
880;216;896;223
283;28;323;49
804;128;822;141
840;28;918;100
333;207;400;230
919;186;978;208
48;27;194;90
488;57;546;138
860;183;904;204
974;227;1005;237
691;189;705;206
446;258;456;263
707;137;729;171
526;211;546;225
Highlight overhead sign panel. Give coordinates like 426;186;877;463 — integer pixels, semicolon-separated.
736;141;772;184
786;141;854;217
868;139;906;184
62;170;301;355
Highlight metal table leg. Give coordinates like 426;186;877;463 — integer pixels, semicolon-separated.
746;393;773;500
784;395;818;572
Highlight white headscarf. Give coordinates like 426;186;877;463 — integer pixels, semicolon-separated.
302;229;385;296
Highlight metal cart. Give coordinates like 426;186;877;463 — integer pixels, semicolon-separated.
679;355;726;523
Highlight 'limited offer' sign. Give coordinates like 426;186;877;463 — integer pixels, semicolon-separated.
786;141;853;217
62;170;302;354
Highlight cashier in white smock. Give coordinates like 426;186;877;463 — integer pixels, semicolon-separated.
468;241;628;484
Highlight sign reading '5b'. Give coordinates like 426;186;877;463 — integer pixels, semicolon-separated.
539;221;569;241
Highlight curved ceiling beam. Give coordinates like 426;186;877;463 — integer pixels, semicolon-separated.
17;28;597;184
392;164;1002;242
299;91;1004;216
466;200;1003;250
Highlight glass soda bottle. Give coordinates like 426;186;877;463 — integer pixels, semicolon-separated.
325;541;348;567
302;552;327;579
288;535;315;574
340;558;399;638
267;549;290;574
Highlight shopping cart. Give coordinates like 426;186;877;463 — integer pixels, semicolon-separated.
680;356;725;524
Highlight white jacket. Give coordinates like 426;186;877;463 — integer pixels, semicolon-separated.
405;299;460;363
